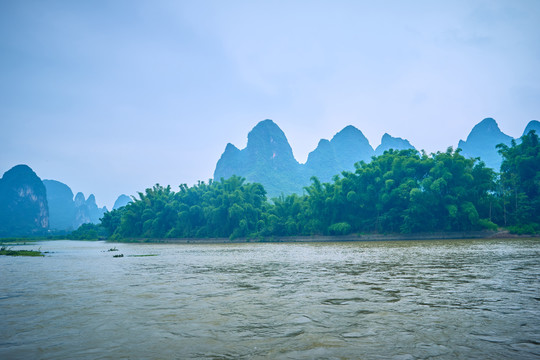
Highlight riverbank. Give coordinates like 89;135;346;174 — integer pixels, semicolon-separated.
112;230;539;244
2;230;538;245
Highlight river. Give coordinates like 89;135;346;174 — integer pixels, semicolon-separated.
1;239;539;359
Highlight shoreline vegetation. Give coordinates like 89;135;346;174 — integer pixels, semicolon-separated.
90;230;540;244
0;246;44;256
2;229;539;245
90;131;539;242
1;231;538;248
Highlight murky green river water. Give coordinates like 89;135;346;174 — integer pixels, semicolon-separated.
1;239;539;359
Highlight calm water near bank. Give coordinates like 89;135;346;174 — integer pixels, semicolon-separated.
1;239;539;359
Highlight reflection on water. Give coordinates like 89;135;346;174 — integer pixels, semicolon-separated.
1;239;539;359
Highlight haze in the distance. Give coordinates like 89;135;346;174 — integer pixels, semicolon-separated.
1;0;539;209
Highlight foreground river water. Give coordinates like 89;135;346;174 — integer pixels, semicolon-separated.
1;239;539;359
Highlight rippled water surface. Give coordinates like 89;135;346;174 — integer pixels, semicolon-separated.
1;239;539;359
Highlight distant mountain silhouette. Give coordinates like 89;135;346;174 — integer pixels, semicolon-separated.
375;133;415;157
215;120;418;198
457;118;513;171
303;139;335;182
43;179;108;231
43;179;76;231
214;119;306;197
523;120;540;137
214;118;535;198
73;192;107;228
0;165;49;237
305;126;374;183
113;194;132;210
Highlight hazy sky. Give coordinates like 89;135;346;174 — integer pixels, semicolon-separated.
1;0;539;209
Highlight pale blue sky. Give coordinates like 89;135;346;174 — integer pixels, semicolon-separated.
1;0;539;208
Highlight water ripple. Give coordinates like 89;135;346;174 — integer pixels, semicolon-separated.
1;239;539;359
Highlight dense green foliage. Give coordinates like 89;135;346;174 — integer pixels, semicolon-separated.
300;148;497;234
497;131;540;233
67;223;107;240
101;177;267;240
74;131;540;240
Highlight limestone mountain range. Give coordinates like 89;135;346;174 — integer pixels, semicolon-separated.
214;118;540;199
0;166;130;236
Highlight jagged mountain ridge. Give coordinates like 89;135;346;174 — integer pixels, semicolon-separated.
113;194;132;210
375;133;415;156
44;179;108;231
214;119;416;198
214;118;538;199
0;165;112;236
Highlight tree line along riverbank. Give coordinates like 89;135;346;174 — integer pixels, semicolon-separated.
95;231;538;244
61;131;539;242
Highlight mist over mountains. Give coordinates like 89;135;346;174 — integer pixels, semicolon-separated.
214;118;539;199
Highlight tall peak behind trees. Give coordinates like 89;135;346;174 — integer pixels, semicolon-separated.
523;120;540;137
457;117;513;170
375;133;415;156
304;125;374;183
214;120;414;198
214;118;535;199
113;194;132;210
328;125;373;169
245;119;297;166
214;119;304;197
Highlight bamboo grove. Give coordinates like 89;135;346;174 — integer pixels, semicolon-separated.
93;131;540;240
